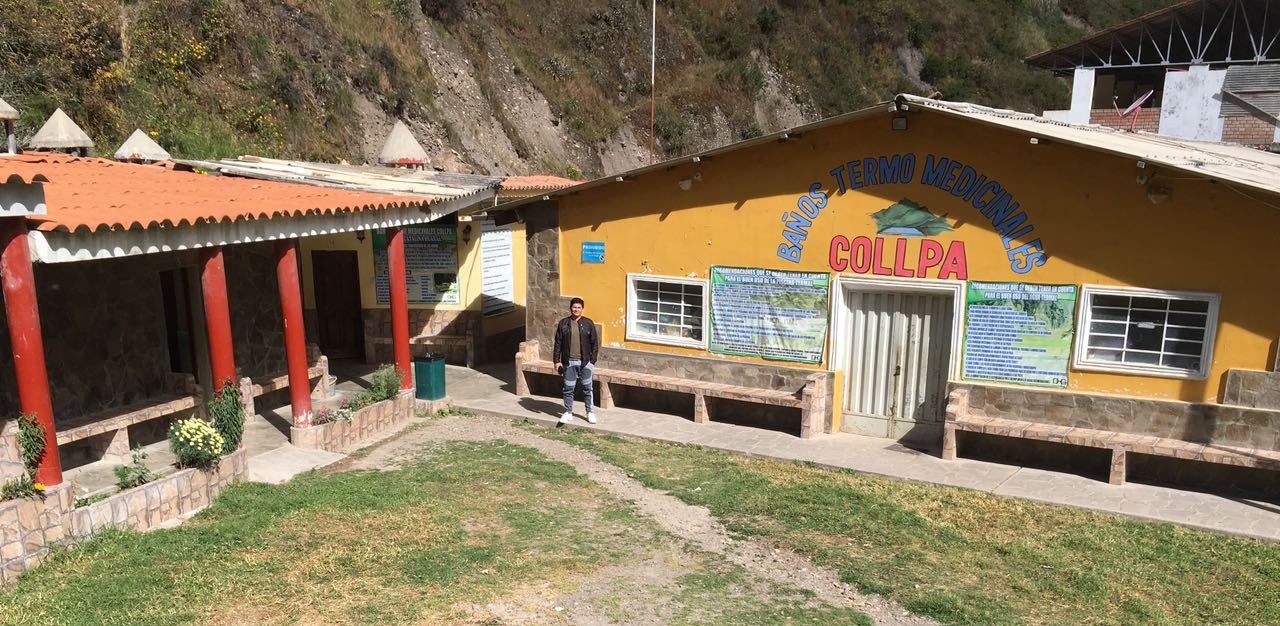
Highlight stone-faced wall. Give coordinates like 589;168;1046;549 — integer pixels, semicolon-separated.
27;254;179;421
224;243;287;380
1223;369;1280;411
524;201;565;362
291;390;414;452
956;382;1280;451
0;447;247;586
361;308;479;365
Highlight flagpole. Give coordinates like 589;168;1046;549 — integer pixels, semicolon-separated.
650;0;656;164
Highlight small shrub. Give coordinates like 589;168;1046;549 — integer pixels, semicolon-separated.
113;446;157;490
363;364;403;405
168;419;224;469
207;381;244;454
16;412;46;478
0;475;44;501
314;402;356;425
75;493;109;508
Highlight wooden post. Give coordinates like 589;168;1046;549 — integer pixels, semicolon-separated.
0;218;62;485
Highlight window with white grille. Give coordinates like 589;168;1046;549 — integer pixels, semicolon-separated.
1074;286;1219;379
626;274;707;348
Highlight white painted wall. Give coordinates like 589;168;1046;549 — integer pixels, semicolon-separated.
1066;68;1096;124
1158;65;1227;141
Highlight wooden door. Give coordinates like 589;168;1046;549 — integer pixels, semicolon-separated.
312;251;364;359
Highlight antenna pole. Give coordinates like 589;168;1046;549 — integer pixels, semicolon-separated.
650;0;656;164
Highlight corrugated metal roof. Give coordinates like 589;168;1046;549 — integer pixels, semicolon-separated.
1222;65;1280;118
0;152;428;234
177;156;501;200
496;93;1280;214
901;95;1280;193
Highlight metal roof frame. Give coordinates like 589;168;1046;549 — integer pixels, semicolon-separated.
1027;0;1280;74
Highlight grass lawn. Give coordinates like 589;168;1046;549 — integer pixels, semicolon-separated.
0;439;872;626
534;427;1280;626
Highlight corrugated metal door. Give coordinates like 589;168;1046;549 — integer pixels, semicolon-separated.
843;290;954;429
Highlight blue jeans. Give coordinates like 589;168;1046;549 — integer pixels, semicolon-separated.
562;359;594;413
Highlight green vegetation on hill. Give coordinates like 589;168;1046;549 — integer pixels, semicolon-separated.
0;0;1169;167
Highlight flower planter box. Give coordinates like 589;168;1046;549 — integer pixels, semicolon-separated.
291;390;415;452
0;447;248;586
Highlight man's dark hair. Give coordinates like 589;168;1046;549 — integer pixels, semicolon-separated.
569;297;585;309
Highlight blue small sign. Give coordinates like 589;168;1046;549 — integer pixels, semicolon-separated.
582;241;605;264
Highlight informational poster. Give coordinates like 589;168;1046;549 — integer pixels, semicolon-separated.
962;282;1077;387
709;266;830;364
479;220;515;316
373;225;460;305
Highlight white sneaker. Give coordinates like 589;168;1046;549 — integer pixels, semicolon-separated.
586;412;597;424
559;412;573;424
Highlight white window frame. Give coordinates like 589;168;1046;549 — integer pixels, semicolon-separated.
626;273;709;349
1073;285;1220;380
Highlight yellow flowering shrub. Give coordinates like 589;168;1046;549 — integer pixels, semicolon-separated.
168;418;225;468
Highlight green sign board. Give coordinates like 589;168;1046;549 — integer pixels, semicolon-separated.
962;281;1077;387
709;266;830;364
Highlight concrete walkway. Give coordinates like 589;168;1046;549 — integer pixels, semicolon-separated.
447;364;1280;542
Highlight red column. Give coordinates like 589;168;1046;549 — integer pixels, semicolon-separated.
275;240;312;426
200;247;237;391
386;227;412;389
0;218;61;486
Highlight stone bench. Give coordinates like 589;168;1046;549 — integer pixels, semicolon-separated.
941;385;1280;485
56;393;201;462
515;340;828;438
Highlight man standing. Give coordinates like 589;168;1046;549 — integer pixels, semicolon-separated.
553;297;598;424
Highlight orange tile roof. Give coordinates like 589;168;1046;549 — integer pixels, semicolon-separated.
0;152;428;233
500;175;578;191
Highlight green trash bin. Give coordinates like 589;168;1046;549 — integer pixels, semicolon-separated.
414;353;446;400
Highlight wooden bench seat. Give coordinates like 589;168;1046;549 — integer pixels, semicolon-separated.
942;391;1280;485
516;341;827;438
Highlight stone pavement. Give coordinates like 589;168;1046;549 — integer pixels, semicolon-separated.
446;364;1280;542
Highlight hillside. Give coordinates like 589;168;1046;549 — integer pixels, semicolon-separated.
0;0;1167;178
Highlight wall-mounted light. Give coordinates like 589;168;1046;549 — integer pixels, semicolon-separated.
891;115;908;131
355;230;366;243
462;223;473;245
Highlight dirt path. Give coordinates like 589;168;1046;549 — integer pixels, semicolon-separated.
345;416;939;626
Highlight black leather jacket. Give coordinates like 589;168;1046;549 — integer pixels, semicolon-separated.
553;316;598;365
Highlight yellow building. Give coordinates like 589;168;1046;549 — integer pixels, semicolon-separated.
505;95;1280;486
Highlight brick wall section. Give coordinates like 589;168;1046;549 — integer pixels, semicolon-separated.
1;447;247;586
1223;369;1280;410
1089;108;1161;132
1221;113;1277;145
954;382;1280;451
291;390;414;452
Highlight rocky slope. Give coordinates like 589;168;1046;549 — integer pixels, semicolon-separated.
0;0;1166;178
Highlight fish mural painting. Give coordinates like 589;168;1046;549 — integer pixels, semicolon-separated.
871;198;953;237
